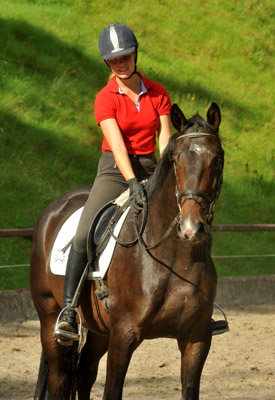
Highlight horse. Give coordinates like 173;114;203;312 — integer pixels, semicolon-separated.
30;102;224;400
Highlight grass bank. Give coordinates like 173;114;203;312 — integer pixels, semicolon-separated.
0;0;274;289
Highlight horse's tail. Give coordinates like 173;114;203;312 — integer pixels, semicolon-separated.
33;344;80;400
33;352;49;400
63;342;79;399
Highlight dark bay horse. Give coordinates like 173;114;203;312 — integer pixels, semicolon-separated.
30;102;224;400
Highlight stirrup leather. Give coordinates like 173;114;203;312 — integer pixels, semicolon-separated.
54;305;83;341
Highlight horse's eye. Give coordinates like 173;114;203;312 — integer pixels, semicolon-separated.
211;157;221;169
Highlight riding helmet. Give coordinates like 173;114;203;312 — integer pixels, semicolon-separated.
98;24;138;61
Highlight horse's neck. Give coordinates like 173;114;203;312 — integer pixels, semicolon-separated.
148;169;178;222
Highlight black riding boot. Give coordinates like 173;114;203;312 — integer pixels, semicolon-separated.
54;245;87;345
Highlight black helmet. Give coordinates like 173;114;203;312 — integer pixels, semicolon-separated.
98;24;138;61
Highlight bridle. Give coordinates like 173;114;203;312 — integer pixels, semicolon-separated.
110;131;224;250
174;132;224;225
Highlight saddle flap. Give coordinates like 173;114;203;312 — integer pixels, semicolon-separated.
93;204;118;246
87;201;124;267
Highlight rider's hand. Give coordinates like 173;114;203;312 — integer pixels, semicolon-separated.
127;178;146;214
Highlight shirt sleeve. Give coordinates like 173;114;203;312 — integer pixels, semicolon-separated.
94;89;117;126
153;83;172;116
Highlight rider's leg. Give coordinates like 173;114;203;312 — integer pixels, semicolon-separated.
54;245;88;345
54;153;128;344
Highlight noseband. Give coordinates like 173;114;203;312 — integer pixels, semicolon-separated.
175;132;224;225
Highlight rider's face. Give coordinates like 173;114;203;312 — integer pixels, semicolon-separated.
107;52;136;79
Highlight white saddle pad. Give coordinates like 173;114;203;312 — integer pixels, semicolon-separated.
50;206;130;279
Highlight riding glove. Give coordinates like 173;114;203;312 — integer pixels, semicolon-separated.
127;178;146;214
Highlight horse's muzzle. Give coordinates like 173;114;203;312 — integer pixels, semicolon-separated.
177;218;208;242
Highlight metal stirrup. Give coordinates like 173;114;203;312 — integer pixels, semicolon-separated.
213;302;228;322
54;305;82;341
212;302;229;335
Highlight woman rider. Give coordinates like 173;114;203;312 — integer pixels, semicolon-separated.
54;24;173;345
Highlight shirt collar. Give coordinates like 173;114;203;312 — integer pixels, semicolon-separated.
108;72;153;93
118;79;147;95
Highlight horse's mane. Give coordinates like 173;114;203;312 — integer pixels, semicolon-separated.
145;133;177;199
145;114;219;199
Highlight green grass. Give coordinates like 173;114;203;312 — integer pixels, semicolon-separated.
0;0;274;289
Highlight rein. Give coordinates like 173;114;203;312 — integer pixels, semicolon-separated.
134;210;181;250
109;199;148;248
109;198;181;250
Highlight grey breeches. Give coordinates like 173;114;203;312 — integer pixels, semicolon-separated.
73;151;157;253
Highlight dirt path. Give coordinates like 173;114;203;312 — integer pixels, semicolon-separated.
0;304;274;400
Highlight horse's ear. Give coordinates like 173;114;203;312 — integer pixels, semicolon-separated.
207;102;221;132
170;104;188;132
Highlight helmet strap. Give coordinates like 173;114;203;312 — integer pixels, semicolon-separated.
104;60;111;70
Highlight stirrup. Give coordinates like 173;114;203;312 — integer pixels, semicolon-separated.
212;302;229;336
54;306;83;342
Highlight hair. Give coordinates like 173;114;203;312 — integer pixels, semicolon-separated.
108;72;115;81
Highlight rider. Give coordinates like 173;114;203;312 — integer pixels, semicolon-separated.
54;24;173;345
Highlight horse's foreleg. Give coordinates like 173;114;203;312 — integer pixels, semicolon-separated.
38;307;78;400
76;330;109;400
177;328;212;400
103;327;141;400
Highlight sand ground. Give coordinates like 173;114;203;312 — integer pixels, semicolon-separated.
0;304;274;400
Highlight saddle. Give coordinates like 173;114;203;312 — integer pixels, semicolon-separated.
87;197;130;272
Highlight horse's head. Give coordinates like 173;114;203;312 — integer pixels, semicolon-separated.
171;103;224;242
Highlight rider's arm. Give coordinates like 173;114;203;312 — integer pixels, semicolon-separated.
158;114;172;157
100;118;135;181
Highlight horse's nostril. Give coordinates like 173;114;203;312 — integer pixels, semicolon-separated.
198;222;207;235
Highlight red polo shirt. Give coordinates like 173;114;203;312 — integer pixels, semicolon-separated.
94;73;171;154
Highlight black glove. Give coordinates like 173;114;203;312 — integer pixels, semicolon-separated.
127;178;146;214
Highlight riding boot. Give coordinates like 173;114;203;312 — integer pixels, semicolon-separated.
54;245;87;345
